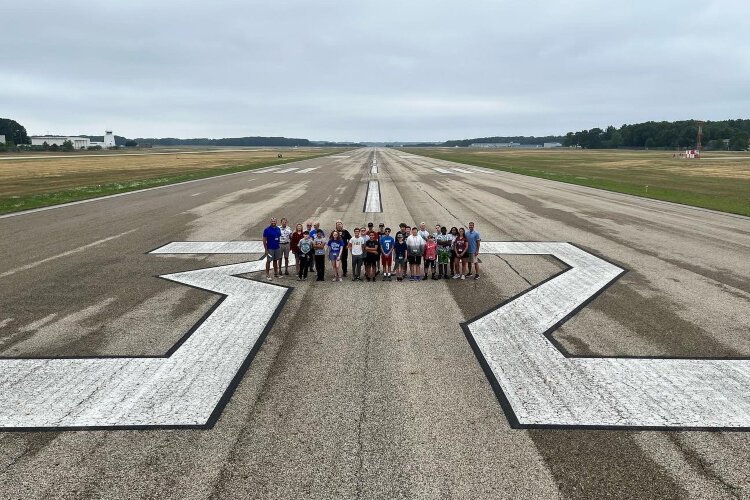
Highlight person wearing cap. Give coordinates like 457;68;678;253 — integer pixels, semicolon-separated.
262;217;282;280
335;220;352;278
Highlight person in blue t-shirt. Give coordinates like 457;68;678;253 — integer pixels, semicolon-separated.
262;217;282;280
466;221;482;280
379;227;395;281
393;233;408;281
327;230;344;282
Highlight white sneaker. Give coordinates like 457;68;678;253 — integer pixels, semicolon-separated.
452;274;459;279
460;274;465;280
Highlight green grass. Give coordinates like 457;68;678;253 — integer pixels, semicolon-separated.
0;153;335;214
404;149;750;217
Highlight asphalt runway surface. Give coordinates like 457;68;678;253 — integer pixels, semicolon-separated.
1;148;749;498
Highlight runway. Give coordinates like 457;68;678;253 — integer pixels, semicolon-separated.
1;148;749;498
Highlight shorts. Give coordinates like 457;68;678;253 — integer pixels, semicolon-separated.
328;253;340;261
266;248;282;261
395;255;406;268
469;253;479;264
381;254;392;266
407;255;422;265
424;258;436;269
280;242;290;258
365;253;378;264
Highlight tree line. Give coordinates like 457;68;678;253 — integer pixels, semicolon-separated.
441;135;565;147
563;120;750;150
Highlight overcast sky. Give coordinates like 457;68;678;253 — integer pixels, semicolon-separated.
2;0;748;142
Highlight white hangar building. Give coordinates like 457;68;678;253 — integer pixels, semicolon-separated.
30;130;116;149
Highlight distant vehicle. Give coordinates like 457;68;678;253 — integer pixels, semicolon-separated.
277;153;283;158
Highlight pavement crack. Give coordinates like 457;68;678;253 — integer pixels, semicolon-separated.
497;255;533;286
668;434;743;498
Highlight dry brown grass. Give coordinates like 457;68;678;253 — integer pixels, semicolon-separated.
0;148;337;197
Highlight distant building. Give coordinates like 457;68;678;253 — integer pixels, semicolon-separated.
30;130;116;150
31;136;91;149
469;142;521;148
543;142;562;148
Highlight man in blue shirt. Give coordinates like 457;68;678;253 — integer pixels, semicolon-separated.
263;217;282;280
466;221;481;280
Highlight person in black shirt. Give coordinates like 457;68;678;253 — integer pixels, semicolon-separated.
364;231;380;282
335;220;352;278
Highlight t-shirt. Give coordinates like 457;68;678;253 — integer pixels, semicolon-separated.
290;231;304;253
313;236;327;255
394;241;407;258
418;230;430;241
298;238;313;255
395;230;407;241
327;239;344;258
364;239;379;257
279;226;293;244
406;235;425;256
424;241;437;260
380;235;395;254
454;236;467;254
350;236;365;256
467;230;481;253
263;225;281;250
436;233;452;248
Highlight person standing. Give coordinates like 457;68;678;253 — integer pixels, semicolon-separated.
380;227;395;280
448;226;459;278
395;222;408;241
466;221;482;280
453;227;469;279
262;217;282;280
278;218;293;276
432;224;442;239
418;222;430;241
290;223;304;277
436;226;452;280
393;233;408;281
310;221;321;274
328;230;344;282
313;229;327;281
406;227;425;281
297;231;313;281
423;235;438;280
364;231;380;282
349;227;366;281
335;220;352;278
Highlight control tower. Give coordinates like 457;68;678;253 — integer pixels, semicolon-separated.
104;130;116;148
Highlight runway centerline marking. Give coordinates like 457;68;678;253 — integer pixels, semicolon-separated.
466;242;750;430
433;167;452;174
363;180;382;213
0;242;292;430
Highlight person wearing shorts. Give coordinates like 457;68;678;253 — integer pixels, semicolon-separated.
379;227;394;280
364;231;380;282
327;230;344;282
297;231;313;280
423;235;438;280
436;226;452;279
394;233;408;281
453;227;469;279
466;221;481;280
262;217;282;280
406;227;425;281
278;218;293;276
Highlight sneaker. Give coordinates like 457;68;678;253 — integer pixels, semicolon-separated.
297;277;303;281
460;274;465;280
343;273;348;278
366;277;371;282
474;274;480;280
284;271;289;276
332;278;337;282
274;274;279;279
352;277;357;282
266;275;273;281
452;274;459;279
316;278;324;282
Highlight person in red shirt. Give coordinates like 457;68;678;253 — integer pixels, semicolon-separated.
423;235;438;280
290;223;304;277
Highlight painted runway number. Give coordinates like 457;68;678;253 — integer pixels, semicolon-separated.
1;241;748;431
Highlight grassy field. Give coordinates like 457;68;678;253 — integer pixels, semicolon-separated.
0;148;349;214
404;148;750;216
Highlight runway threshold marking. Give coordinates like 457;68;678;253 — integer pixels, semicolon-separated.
433;167;452;174
363;180;382;213
275;167;299;173
0;242;289;430
467;242;750;430
296;167;319;173
453;168;473;174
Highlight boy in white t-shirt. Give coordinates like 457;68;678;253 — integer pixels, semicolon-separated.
348;227;366;281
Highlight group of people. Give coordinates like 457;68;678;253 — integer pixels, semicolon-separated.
262;218;481;282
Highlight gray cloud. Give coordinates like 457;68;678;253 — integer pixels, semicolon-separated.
2;0;748;141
